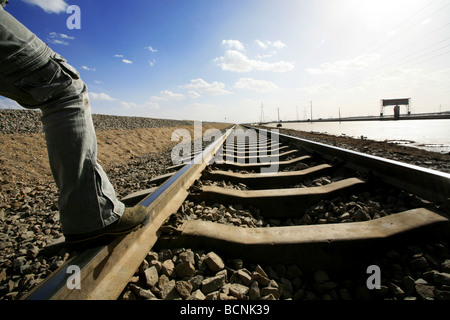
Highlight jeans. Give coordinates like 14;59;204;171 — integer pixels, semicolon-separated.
0;6;124;235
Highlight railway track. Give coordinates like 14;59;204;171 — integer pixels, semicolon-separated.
23;124;450;300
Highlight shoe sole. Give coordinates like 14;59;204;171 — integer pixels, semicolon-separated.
65;212;151;245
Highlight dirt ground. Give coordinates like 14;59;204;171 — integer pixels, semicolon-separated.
0;123;232;188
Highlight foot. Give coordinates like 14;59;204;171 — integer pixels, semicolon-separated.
64;205;150;244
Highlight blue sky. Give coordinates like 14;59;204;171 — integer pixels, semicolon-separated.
1;0;449;123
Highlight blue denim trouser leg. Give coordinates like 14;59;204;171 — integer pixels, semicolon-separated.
0;6;124;235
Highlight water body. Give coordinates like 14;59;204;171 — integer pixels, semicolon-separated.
266;119;450;154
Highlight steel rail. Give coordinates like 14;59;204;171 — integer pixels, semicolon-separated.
23;126;235;300
248;126;450;205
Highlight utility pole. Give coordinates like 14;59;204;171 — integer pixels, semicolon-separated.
277;107;280;122
310;101;313;123
296;105;299;121
260;102;264;123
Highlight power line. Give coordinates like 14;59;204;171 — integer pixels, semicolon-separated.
397;46;450;69
352;0;439;57
366;2;450;54
340;30;450;88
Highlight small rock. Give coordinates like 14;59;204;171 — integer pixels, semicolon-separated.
434;289;450;300
158;274;170;290
410;256;429;271
202;273;226;294
387;281;405;300
178;250;195;266
229;259;244;269
176;280;193;299
248;281;260;300
229;283;249;299
260;293;277;300
286;265;302;279
204;252;225;272
402;276;416;296
434;272;450;286
145;251;159;263
144;266;159;287
279;278;294;299
148;260;162;272
121;290;137;300
175;260;196;278
352;208;371;221
252;265;270;286
189;275;204;291
236;269;253;286
129;284;157;300
339;212;351;220
423;270;436;283
158;249;173;261
415;279;435;300
205;291;220;300
187;289;206;300
260;286;280;299
161;259;176;278
442;259;450;273
300;214;313;224
313;270;329;284
159;279;180;300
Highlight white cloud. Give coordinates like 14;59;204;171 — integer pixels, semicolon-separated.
215;50;294;73
222;40;245;51
21;0;68;14
254;40;287;59
145;46;158;53
184;78;232;96
152;90;186;101
306;54;381;75
58;33;75;39
149;59;156;67
234;78;279;92
121;101;160;110
47;32;74;45
255;40;286;49
114;55;134;64
187;91;201;99
81;65;95;71
89;92;116;101
363;66;450;93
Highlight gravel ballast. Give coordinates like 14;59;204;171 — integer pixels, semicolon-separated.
122;243;450;301
0;109;193;134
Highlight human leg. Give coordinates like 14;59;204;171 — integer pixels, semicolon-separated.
0;6;147;237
